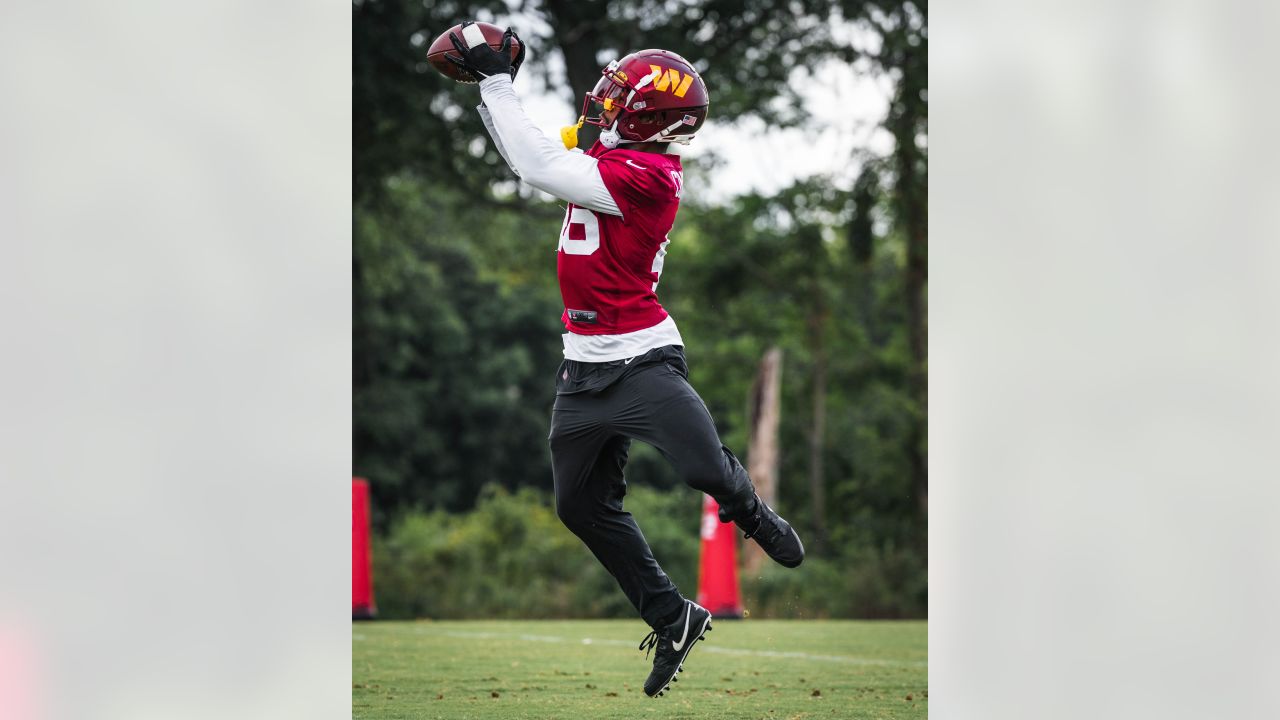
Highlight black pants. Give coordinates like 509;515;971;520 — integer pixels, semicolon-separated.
548;345;757;630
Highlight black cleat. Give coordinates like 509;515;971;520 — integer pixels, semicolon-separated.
639;600;712;698
737;494;805;568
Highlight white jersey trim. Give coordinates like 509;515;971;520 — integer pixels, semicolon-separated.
562;315;684;362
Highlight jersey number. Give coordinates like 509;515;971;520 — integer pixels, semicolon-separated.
558;207;600;256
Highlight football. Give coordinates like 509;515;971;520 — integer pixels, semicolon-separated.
427;21;522;84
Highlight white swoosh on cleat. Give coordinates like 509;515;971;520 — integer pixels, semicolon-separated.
671;606;692;651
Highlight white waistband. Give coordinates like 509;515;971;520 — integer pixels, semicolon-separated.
562;315;684;362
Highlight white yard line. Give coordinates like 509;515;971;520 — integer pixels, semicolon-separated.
413;628;926;668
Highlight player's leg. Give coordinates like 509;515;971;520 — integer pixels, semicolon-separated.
549;400;685;630
551;405;713;699
619;357;805;568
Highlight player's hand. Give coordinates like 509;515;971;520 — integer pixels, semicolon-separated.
445;22;515;82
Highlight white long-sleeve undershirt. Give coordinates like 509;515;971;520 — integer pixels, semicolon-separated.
476;104;517;173
477;75;621;217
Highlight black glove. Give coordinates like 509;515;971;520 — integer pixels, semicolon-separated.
509;29;526;81
445;23;516;82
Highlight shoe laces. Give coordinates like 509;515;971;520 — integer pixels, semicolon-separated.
742;506;777;541
638;629;663;659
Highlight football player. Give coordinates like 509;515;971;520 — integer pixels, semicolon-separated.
446;24;805;699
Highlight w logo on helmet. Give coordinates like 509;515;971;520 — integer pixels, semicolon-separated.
648;64;695;98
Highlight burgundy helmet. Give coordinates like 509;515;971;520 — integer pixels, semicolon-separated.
581;49;710;148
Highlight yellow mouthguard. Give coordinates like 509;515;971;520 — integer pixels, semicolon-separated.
560;115;585;150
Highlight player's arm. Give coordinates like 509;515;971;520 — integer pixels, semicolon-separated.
447;29;620;216
478;76;620;216
476;103;519;176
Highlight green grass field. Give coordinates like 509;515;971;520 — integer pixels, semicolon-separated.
353;619;927;719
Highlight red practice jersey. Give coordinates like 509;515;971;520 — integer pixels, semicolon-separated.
556;142;684;335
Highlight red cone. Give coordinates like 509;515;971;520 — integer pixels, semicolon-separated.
352;477;377;619
695;495;743;618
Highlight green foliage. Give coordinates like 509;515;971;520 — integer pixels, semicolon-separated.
353;178;566;517
373;485;702;620
744;546;927;620
373;485;923;620
373;485;582;619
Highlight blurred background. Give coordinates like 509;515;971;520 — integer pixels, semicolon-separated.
353;0;927;621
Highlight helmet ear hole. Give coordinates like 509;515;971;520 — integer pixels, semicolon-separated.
626;112;658;136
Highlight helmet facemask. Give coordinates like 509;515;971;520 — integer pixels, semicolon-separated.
581;62;644;148
581;62;633;128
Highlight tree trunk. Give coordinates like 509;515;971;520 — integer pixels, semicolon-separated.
743;347;782;574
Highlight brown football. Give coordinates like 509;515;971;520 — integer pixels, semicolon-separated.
427;21;521;84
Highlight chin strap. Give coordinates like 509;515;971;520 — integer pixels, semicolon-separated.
600;119;622;148
560;115;585;150
568;114;695;150
609;118;693;148
643;117;693;144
